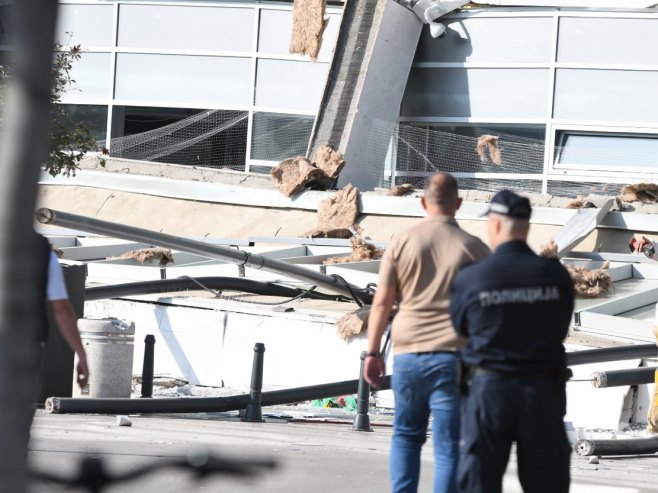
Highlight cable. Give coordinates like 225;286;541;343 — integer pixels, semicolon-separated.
180;275;222;297
330;274;364;307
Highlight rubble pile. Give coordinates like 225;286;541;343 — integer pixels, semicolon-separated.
566;197;596;209
271;156;321;197
387;184;415;196
617;183;658;204
270;144;344;197
565;262;613;298
324;236;384;265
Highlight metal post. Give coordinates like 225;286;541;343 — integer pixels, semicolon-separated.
352;351;373;432
141;335;155;399
242;343;265;422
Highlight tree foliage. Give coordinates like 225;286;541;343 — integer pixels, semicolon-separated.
0;43;106;177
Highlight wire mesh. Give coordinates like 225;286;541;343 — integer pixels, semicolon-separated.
110;109;248;169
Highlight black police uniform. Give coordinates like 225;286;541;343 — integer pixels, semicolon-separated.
449;240;574;493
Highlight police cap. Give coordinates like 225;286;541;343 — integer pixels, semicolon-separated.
482;189;531;219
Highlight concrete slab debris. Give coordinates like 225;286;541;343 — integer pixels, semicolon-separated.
336;305;370;340
312;144;344;180
306;184;359;238
289;0;328;62
271;157;321;197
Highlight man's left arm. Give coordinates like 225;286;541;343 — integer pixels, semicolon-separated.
50;299;89;389
364;284;396;388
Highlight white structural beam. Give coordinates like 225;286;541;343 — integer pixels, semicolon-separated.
481;1;657;7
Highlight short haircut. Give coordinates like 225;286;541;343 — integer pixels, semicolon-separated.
424;172;459;207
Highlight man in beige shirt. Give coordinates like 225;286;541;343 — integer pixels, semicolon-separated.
365;173;490;493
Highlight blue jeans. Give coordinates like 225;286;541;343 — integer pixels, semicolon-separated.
390;352;460;493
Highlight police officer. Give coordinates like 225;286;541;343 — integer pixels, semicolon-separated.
449;190;574;493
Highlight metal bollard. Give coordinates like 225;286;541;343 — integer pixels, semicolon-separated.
242;343;265;422
141;335;156;398
352;351;373;432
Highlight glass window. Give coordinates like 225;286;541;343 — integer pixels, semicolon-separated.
114;54;252;106
55;4;114;47
415;16;553;63
555;132;658;171
258;9;341;61
118;4;254;52
62;52;111;102
402;68;549;119
554;69;658;124
59;104;108;142
558;17;658;65
255;59;329;112
250;112;314;161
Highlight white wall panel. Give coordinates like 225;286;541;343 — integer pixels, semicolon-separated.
65;52;112;101
115;53;252;105
558;17;658;65
255;59;328;112
55;4;114;47
415;16;553;63
554;69;658;123
402;68;549;118
118;4;254;52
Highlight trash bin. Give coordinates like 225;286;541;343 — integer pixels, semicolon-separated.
73;318;135;398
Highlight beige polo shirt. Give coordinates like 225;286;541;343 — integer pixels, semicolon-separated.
378;215;490;355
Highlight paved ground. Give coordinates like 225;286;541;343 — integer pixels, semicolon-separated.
27;407;658;493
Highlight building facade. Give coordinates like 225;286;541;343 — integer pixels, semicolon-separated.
3;1;658;195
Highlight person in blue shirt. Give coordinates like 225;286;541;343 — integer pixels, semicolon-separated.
449;190;574;493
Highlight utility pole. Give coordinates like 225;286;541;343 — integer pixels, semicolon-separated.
0;2;59;492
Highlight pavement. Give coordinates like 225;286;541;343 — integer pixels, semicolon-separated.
27;405;658;493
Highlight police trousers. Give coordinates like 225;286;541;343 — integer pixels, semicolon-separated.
458;373;571;493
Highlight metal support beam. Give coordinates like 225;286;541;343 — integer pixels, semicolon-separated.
45;376;393;415
85;277;345;302
36;209;373;305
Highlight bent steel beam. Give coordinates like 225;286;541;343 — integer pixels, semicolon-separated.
36;208;373;304
85;277;346;302
45;376;392;415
